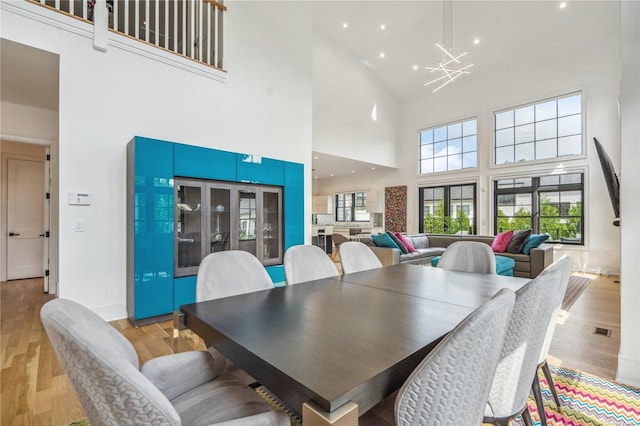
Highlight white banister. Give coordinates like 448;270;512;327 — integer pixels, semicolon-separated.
28;0;225;70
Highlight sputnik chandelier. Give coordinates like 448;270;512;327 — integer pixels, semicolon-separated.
424;0;474;92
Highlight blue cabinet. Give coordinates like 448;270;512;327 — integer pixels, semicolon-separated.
127;137;304;323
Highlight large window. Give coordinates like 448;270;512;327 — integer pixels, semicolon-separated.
494;173;584;244
419;184;476;234
419;118;478;174
336;192;369;222
494;92;582;165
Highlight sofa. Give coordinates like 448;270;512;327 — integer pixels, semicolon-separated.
368;233;553;279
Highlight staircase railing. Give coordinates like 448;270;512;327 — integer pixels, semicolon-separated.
28;0;225;70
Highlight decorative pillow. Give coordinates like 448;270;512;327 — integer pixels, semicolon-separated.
395;233;417;253
521;234;550;255
387;231;409;254
506;229;532;254
371;233;399;249
491;230;514;253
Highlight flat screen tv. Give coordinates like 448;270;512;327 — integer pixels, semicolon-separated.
593;137;620;226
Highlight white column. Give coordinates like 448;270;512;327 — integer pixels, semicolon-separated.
617;0;640;388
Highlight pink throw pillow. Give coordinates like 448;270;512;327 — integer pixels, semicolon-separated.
491;230;514;253
395;233;416;253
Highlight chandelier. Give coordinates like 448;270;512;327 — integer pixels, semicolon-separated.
424;0;474;92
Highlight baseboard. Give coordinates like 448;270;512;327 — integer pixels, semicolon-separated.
93;303;127;322
615;355;640;388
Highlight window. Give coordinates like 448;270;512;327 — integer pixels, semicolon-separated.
494;173;583;244
494;92;582;165
336;192;370;222
419;118;478;174
419;184;476;234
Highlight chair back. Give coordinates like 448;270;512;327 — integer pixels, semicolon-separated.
41;299;180;425
284;244;339;285
395;288;516;426
437;241;497;274
340;241;383;274
485;269;564;420
196;250;273;302
537;255;574;363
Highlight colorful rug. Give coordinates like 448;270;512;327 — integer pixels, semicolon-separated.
562;275;592;311
519;366;640;426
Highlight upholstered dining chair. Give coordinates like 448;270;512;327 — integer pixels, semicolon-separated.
436;241;497;274
41;298;290;426
284;244;339;285
191;250;274;384
531;256;574;425
484;269;565;426
330;233;350;261
395;288;516;425
339;241;383;274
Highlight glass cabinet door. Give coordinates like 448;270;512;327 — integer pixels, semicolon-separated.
209;185;231;253
176;182;203;275
262;190;281;264
238;188;257;256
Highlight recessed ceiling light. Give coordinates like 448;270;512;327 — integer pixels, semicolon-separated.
330;173;334;177
559;2;567;8
351;170;356;173
412;65;419;70
379;52;385;59
473;38;480;44
313;156;318;160
371;167;376;170
380;24;386;30
342;22;349;29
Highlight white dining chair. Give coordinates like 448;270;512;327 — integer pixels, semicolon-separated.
194;250;274;384
436;241;497;274
339;241;383;274
284;244;339;285
484;269;565;426
41;298;290;426
531;255;574;424
395;288;516;425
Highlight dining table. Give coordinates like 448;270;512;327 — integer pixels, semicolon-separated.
180;263;530;426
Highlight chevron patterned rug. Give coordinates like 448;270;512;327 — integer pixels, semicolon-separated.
520;365;640;426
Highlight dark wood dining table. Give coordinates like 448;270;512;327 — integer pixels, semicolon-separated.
180;263;529;426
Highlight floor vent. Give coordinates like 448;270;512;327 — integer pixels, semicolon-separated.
594;327;612;337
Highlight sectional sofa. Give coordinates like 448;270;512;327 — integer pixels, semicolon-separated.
368;233;553;279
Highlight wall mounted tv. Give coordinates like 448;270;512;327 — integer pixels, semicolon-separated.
593;137;620;226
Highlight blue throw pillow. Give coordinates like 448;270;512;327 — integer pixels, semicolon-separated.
371;233;400;249
521;234;549;255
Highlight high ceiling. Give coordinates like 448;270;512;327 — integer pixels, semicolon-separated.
311;0;618;178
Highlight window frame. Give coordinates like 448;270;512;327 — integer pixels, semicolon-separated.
335;192;370;222
418;183;477;234
418;117;479;175
493;172;584;245
492;91;585;168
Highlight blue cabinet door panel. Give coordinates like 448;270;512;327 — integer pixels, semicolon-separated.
174;276;197;310
237;155;285;185
174;143;236;181
284;162;305;249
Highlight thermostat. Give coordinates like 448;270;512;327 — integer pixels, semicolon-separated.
68;192;92;206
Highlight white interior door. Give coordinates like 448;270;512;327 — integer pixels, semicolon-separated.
7;159;45;280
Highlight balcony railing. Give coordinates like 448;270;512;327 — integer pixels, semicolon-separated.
28;0;225;70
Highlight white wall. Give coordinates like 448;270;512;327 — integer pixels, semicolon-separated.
317;1;621;275
312;33;400;168
1;0;313;320
616;0;640;388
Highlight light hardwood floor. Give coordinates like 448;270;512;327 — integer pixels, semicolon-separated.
0;271;621;425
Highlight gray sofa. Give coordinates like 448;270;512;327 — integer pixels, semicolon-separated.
368;233;553;279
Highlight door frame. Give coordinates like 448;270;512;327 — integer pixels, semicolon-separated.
1;138;58;294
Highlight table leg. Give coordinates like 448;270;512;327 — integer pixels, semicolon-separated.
302;401;358;426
